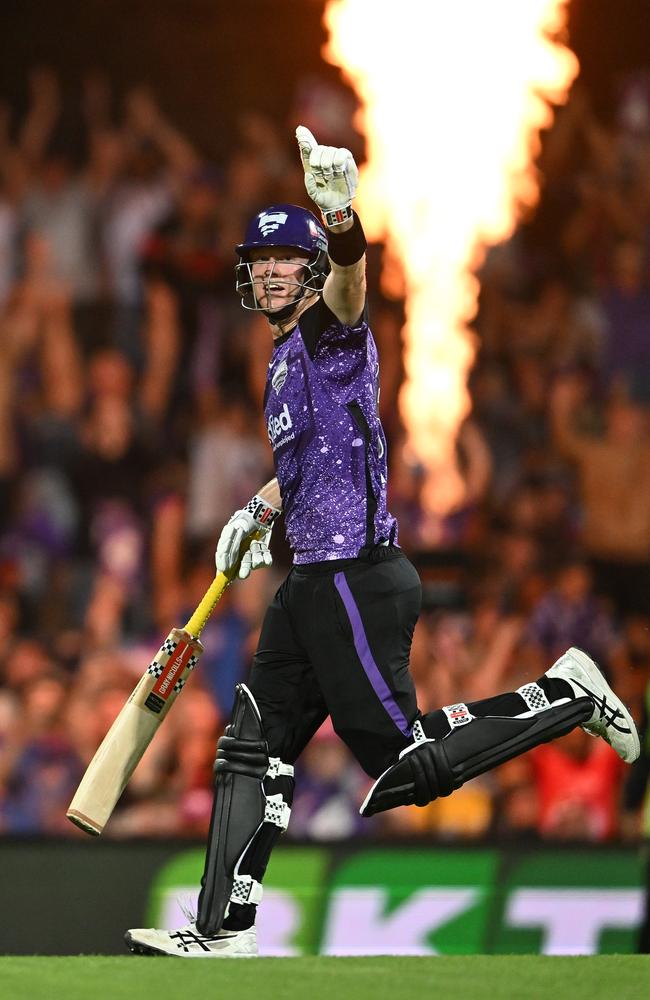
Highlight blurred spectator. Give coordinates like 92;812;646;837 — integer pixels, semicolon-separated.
139;165;231;433
96;89;186;299
379;779;494;840
523;559;620;672
186;574;252;720
477;528;546;616
0;182;17;308
529;729;625;841
550;374;650;614
186;397;271;545
596;239;650;392
0;672;83;834
290;720;370;840
469;360;529;503
64;394;156;642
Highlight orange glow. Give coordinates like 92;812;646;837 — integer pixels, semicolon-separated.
323;1;578;516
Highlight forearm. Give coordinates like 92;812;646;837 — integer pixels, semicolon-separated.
139;282;180;420
256;477;282;510
19;74;60;166
551;405;584;460
323;213;367;324
152;118;201;177
125;89;201;178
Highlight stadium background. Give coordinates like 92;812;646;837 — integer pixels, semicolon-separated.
0;0;649;956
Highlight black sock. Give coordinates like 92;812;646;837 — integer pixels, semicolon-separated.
537;674;574;704
221;823;280;931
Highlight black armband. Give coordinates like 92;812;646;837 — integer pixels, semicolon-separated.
326;212;367;267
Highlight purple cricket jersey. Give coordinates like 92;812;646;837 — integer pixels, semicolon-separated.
264;298;398;563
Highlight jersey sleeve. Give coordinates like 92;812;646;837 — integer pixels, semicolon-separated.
299;296;368;358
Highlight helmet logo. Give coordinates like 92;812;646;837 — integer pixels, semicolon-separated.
308;217;327;251
259;211;288;236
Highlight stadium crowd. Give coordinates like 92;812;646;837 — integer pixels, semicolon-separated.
0;68;649;843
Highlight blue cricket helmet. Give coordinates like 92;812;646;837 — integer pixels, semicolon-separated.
236;204;328;258
235;204;330;318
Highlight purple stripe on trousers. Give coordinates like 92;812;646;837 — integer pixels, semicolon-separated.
334;571;412;737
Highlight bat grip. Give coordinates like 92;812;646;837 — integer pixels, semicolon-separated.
183;531;264;637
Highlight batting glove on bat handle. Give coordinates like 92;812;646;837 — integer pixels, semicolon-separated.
215;495;280;579
296;124;359;228
237;535;273;580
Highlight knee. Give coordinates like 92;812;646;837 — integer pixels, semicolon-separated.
337;729;406;779
361;759;388;780
359;752;396;780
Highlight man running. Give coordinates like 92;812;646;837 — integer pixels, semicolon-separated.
126;126;639;958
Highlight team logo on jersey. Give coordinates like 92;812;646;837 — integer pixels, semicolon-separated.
271;359;288;394
259;211;288;236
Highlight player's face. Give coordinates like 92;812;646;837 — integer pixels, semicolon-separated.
248;246;311;311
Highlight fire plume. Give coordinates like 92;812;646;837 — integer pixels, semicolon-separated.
323;1;578;516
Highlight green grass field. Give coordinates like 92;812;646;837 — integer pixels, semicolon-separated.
2;956;649;1000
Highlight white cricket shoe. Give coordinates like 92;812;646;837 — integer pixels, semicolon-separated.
125;921;257;958
547;646;640;762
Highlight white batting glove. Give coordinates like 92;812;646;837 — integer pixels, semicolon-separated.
296;125;358;227
237;535;273;580
215;496;280;580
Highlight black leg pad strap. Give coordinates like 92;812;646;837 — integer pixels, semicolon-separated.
215;736;268;779
197;683;268;935
360;697;593;817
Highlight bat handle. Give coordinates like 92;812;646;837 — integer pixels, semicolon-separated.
183;531;264;637
184;573;229;637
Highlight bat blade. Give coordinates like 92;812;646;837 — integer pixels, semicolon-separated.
66;550;255;836
66;627;203;835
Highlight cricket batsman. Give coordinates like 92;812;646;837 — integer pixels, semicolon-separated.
126;126;640;956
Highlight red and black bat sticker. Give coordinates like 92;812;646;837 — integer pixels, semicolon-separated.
144;641;194;714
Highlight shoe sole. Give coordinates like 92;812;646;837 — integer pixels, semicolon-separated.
125;932;169;957
124;930;257;959
551;647;640;762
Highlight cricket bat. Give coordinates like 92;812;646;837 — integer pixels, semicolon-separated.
67;553;250;836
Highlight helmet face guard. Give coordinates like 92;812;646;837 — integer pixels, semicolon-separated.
235;204;329;319
235;254;328;314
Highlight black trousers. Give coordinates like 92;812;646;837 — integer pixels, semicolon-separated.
248;546;422;777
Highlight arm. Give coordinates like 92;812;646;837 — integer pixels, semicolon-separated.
549;374;591;462
296;126;366;326
257;477;282;511
323;219;366;326
18;68;61;168
139;280;180;422
125;88;202;180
